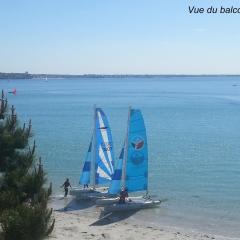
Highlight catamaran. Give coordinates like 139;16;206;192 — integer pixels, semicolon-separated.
70;107;115;200
97;107;161;211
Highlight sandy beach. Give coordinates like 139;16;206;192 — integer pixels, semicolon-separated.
49;198;238;240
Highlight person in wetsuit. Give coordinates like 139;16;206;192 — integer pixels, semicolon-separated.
119;187;128;204
61;178;72;197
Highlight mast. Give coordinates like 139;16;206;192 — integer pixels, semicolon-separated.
122;106;131;189
92;104;96;189
146;111;149;196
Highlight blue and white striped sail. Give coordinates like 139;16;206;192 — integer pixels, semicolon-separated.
125;109;148;192
79;138;92;185
95;108;114;184
108;146;124;194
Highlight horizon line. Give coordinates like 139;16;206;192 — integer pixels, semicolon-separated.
1;72;240;77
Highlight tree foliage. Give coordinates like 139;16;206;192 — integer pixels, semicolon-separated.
0;90;54;240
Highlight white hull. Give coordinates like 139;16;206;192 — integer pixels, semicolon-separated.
104;199;161;212
70;187;109;200
96;196;145;206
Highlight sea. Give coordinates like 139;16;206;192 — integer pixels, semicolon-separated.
1;76;240;237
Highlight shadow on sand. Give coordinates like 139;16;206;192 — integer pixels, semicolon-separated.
90;209;140;226
55;198;96;212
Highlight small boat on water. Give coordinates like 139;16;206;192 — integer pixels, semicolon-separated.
8;88;17;95
98;107;161;211
70;106;115;200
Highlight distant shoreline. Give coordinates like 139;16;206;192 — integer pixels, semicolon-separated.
1;72;240;80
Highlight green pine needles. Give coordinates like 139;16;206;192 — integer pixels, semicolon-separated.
0;90;55;240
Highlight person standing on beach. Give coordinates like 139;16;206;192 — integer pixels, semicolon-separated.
61;178;72;197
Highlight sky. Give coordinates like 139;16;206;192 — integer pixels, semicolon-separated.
0;0;240;74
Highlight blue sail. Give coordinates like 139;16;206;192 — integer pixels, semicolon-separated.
108;146;124;194
95;108;115;184
125;109;148;192
79;139;92;185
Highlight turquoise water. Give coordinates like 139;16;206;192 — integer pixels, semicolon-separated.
1;76;240;237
